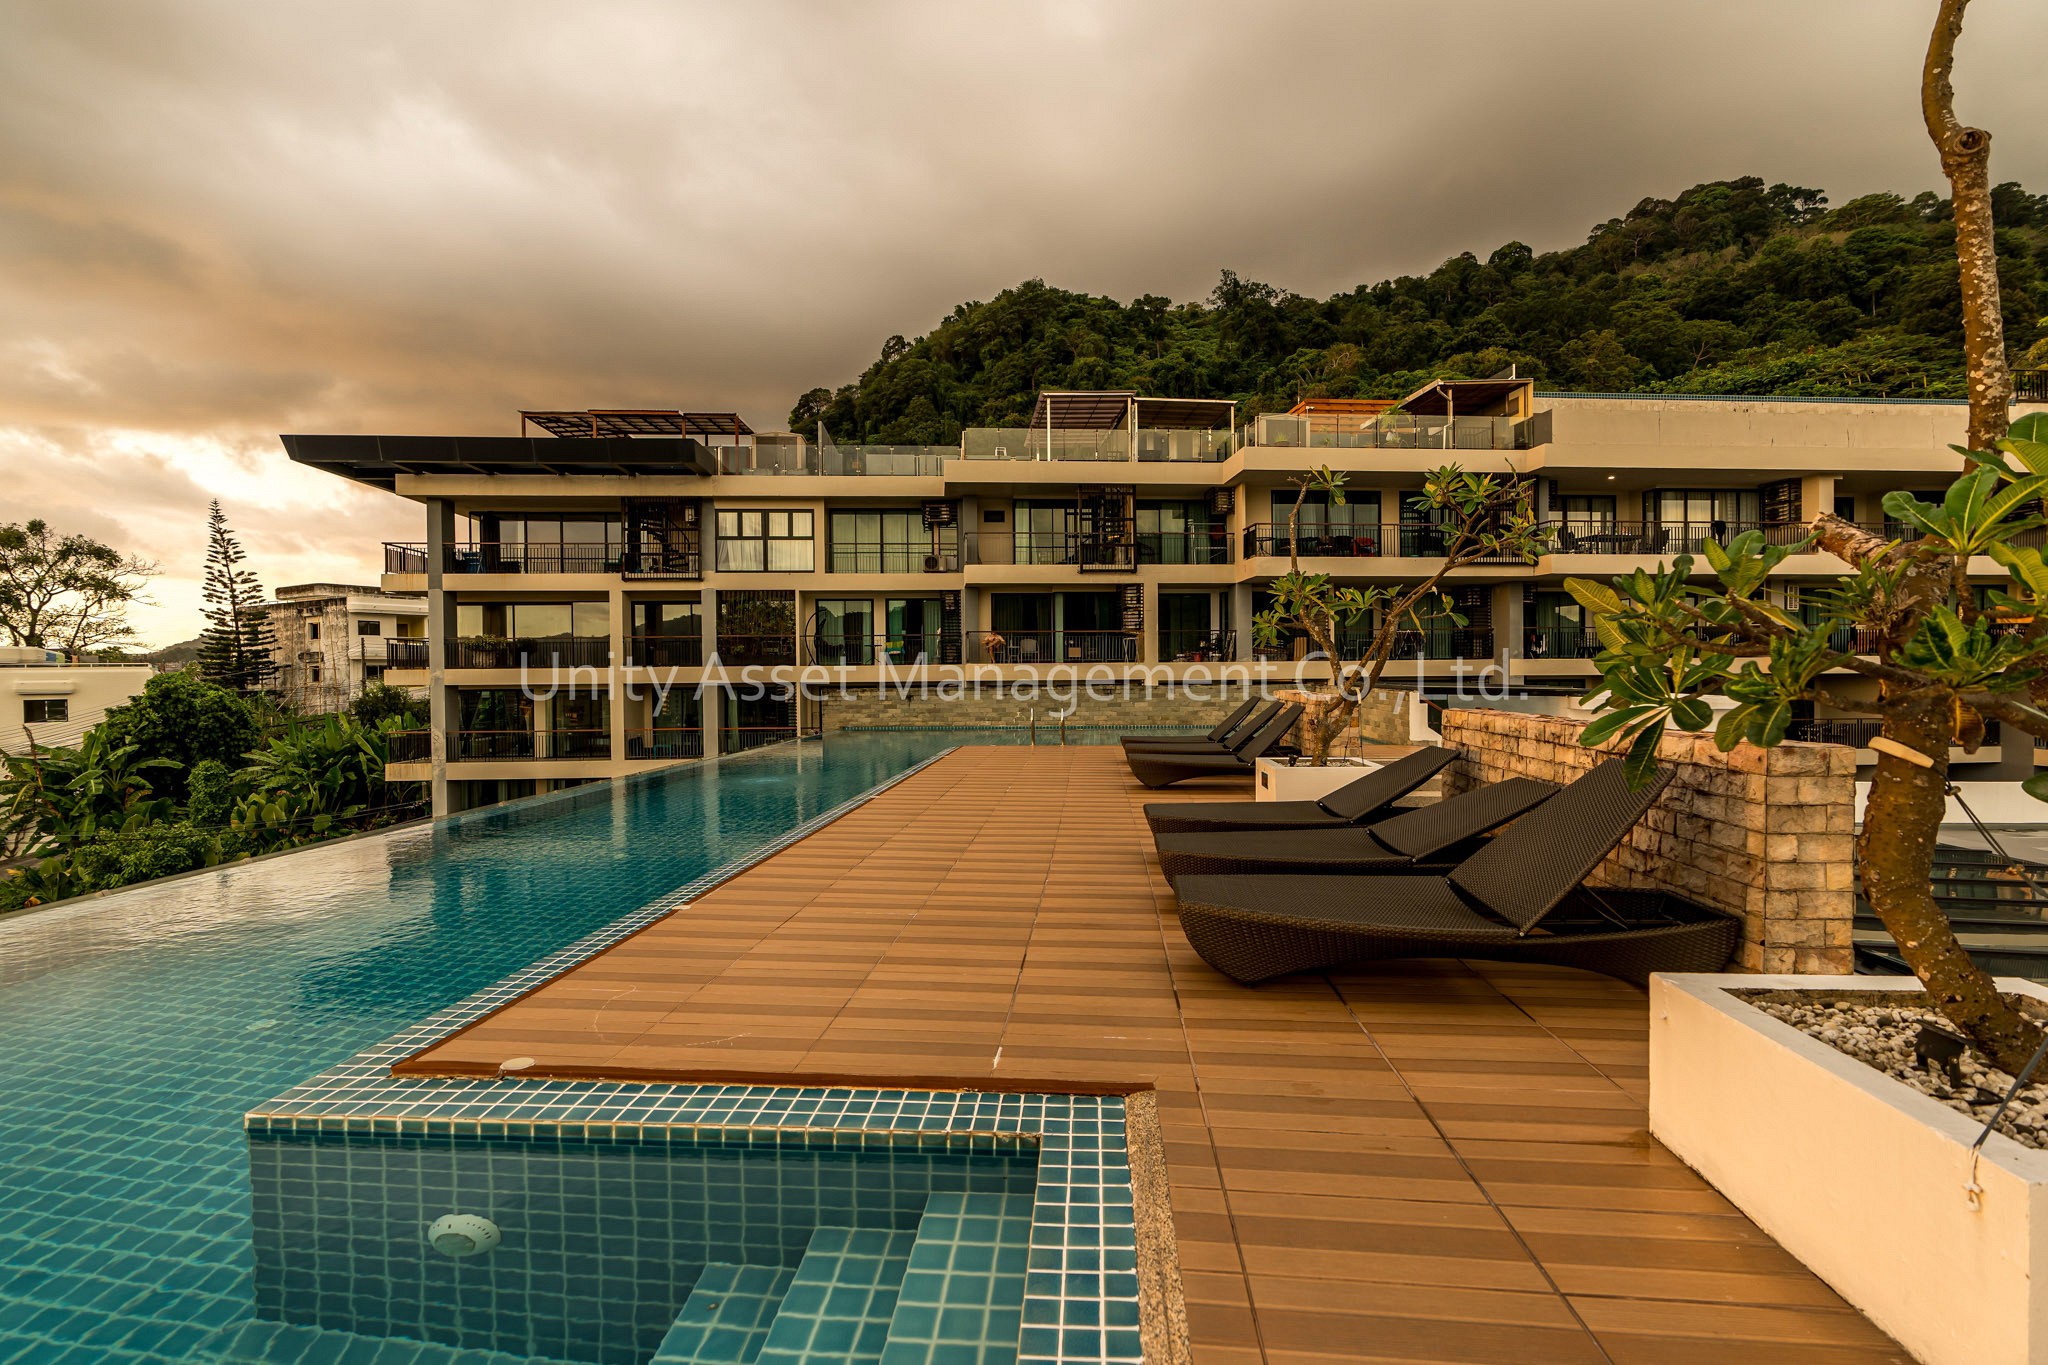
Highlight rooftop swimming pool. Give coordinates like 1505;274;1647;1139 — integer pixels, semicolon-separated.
0;734;1144;1365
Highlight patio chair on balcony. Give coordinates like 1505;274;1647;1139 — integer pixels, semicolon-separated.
1141;745;1457;836
1172;759;1739;987
1126;704;1303;789
1153;777;1559;882
1121;696;1263;751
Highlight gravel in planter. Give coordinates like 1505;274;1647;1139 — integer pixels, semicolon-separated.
1736;989;2048;1151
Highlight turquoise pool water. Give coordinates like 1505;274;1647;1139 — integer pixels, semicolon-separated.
0;734;991;1364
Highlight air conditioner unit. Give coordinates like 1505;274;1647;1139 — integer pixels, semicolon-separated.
922;553;960;573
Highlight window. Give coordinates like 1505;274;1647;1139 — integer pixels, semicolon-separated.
715;510;815;572
23;699;68;724
395;619;425;639
1559;495;1617;533
828;510;956;573
357;620;381;636
481;514;623;572
1270;489;1380;535
309;666;323;683
308;622;321;641
1013;502;1076;564
455;601;609;638
364;665;385;683
1137;501;1223;565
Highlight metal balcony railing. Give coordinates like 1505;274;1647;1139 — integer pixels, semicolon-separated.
805;633;949;666
387;730;432;762
721;726;799;752
626;635;704;668
715;634;798;667
971;630;1138;664
451;730;536;760
384;543;430;574
541;729;612;759
627;728;704;760
1546;520;1810;555
385;638;429;668
450;637;610;670
2017;369;2048;402
1522;626;1603;659
1242;523;1383;559
1158;629;1237;663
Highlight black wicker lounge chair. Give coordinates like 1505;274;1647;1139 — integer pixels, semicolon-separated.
1141;746;1458;837
1122;697;1272;753
1173;759;1739;987
1126;704;1303;789
1155;776;1558;882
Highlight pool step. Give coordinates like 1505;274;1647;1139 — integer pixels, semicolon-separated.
202;1317;583;1364
877;1192;1035;1365
652;1262;799;1365
754;1226;918;1365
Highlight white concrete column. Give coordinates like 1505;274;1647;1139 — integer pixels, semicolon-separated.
1139;579;1161;663
607;586;628;762
699;586;720;758
424;498;458;818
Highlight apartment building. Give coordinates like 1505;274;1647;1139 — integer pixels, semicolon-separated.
0;647;156;754
284;377;2048;816
258;583;428;714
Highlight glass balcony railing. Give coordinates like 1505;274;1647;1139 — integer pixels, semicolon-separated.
958;428;1233;463
804;633;949;667
1241;413;1527;451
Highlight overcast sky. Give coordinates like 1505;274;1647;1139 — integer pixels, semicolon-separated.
3;0;2044;646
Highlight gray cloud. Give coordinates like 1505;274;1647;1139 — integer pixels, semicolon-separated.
1;0;2043;644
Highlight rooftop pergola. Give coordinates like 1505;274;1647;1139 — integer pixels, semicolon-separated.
1396;377;1533;417
519;409;756;440
1025;391;1237;432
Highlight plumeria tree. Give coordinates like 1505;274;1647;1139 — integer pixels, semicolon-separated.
1568;0;2042;1075
1567;414;2048;1073
1252;463;1547;764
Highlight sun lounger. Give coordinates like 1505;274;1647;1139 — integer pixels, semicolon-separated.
1126;704;1303;789
1141;746;1457;837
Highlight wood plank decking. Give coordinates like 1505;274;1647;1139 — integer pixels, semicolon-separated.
404;745;1907;1365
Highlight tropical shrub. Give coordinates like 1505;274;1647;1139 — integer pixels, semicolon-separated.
99;670;259;801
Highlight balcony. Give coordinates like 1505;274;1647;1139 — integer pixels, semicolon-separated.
722;726;798;752
381;542;703;579
1257;629;1495;662
2018;369;2048;402
1158;628;1237;663
958;428;1234;463
1523;625;1603;660
715;444;952;477
388;729;432;763
626;728;704;760
1547;520;1814;555
450;636;610;670
715;634;797;667
1242;523;1382;559
971;630;1138;664
1240;522;1524;563
1241;412;1528;452
451;730;536;760
962;532;1225;570
385;638;429;668
625;635;705;668
804;633;950;667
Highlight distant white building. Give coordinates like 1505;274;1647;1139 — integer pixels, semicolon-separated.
0;647;157;753
258;584;427;714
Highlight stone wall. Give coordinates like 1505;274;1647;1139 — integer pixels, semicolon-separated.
819;685;1256;732
1276;688;1412;753
1439;708;1856;974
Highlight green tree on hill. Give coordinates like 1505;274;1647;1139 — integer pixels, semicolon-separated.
795;176;2048;435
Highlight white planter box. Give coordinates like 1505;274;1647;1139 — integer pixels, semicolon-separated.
1650;974;2048;1365
1254;757;1378;803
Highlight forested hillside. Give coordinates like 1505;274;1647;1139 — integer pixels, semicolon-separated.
791;177;2048;441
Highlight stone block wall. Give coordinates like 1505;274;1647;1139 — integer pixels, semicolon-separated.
1439;708;1857;974
1276;688;1412;753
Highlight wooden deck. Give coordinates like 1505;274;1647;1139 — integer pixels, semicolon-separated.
406;745;1907;1364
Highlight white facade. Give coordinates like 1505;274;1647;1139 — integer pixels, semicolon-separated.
0;647;156;753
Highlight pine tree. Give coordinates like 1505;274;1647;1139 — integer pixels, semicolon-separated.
195;501;277;693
